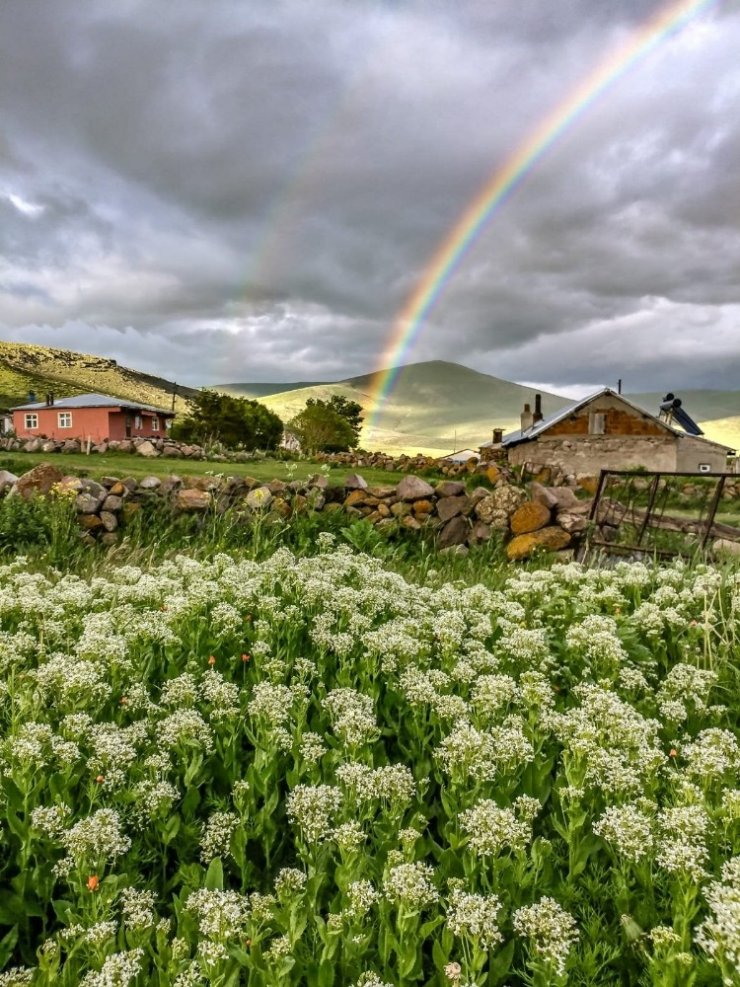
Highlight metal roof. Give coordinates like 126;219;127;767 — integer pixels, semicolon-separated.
11;393;174;415
481;387;733;452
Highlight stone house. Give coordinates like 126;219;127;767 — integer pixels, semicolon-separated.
11;393;175;444
480;388;734;474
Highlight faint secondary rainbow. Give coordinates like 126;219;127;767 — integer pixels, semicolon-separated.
364;0;719;436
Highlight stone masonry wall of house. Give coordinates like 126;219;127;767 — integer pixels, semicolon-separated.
506;435;679;473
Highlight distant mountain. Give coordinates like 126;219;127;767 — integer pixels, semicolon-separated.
230;361;573;455
222;381;326;398
0;342;196;413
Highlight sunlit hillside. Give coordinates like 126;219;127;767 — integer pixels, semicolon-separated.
224;361;572;455
0;342;195;413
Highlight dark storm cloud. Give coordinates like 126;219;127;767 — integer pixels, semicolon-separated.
1;0;739;391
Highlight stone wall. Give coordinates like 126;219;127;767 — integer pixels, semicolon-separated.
0;434;254;462
675;435;733;473
506;435;679;474
3;462;592;559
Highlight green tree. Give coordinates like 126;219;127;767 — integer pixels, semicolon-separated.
170;390;283;450
288;399;357;453
325;395;363;446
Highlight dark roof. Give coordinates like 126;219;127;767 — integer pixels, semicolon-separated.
480;387;733;452
11;393;174;415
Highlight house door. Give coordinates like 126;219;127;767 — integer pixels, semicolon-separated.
125;415;133;437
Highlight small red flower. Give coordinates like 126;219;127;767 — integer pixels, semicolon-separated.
241;653;251;663
87;875;100;892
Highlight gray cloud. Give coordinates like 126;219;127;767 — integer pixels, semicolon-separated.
0;0;739;392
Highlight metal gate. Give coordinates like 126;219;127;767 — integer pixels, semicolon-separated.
582;470;740;560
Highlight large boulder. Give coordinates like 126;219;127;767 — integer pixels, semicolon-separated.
136;440;159;458
530;482;580;511
174;489;212;512
345;473;368;490
437;495;470;523
557;512;589;534
396;475;435;502
139;476;162;491
435;480;466;498
75;492;103;514
245;486;273;510
510;501;552;535
474;483;527;530
0;470;18;494
14;463;65;499
23;438;45;453
506;526;572;561
438;515;469;549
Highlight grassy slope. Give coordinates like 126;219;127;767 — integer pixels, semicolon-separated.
230;361;573;455
628;390;740;450
0;341;196;413
222;381;326;398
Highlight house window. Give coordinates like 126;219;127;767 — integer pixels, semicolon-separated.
698;463;712;473
151;417;159;432
589;412;606;435
24;414;38;429
58;412;72;429
134;415;142;429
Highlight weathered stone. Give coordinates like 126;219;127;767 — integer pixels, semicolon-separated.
136;440;159;458
377;502;391;518
292;494;308;513
100;510;119;532
61;439;81;454
245;486;273;510
92;443;108;454
78;513;104;531
375;518;396;532
271;497;292;518
344;490;367;508
174;489;212;512
80;479;106;499
510;501;552;535
506;526;572;561
75;492;102;514
390;501;411;518
368;485;397;499
41;440;57;453
557;512;589;534
401;515;422;531
100;532;119;546
471;521;492;543
412;499;434;516
530;482;580;511
102;494;124;512
440;544;468;557
57;476;84;494
438;515;469;549
437;495;469;523
396;475;435;501
24;438;45;453
713;538;740;557
139;476;161;490
267;479;287;495
435;480;466;498
486;465;501;484
15;463;65;499
323;502;343;513
308;474;329;489
470;486;491;504
344;473;368;491
0;469;18;493
474;483;527;529
577;475;600;495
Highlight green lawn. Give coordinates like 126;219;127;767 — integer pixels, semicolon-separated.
0;450;434;488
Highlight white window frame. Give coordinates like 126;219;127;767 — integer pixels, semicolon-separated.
151;416;159;432
24;413;38;429
134;414;142;429
698;463;712;473
57;411;73;429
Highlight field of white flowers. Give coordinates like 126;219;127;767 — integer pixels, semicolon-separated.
0;537;738;986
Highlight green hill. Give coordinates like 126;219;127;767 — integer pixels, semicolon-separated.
234;361;573;455
0;342;196;413
222;381;326;398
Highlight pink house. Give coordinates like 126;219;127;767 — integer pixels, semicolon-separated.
11;393;175;443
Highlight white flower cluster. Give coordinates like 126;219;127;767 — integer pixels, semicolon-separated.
513;897;579;976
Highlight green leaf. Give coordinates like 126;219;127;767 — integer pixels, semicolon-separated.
205;857;224;891
0;926;18;968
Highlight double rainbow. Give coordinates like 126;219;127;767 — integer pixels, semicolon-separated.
364;0;719;436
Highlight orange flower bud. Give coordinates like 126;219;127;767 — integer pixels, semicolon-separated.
208;655;216;666
241;653;250;663
669;748;678;758
95;775;105;784
87;875;99;892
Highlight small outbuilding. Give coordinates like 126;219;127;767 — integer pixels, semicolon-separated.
481;389;734;474
11;393;175;444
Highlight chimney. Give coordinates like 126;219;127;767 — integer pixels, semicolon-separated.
27;390;36;404
492;427;503;445
533;393;543;424
617;378;622;395
520;402;534;432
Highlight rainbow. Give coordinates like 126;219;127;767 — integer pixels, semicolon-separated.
364;0;719;437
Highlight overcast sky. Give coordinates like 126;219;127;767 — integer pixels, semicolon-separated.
1;0;740;393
